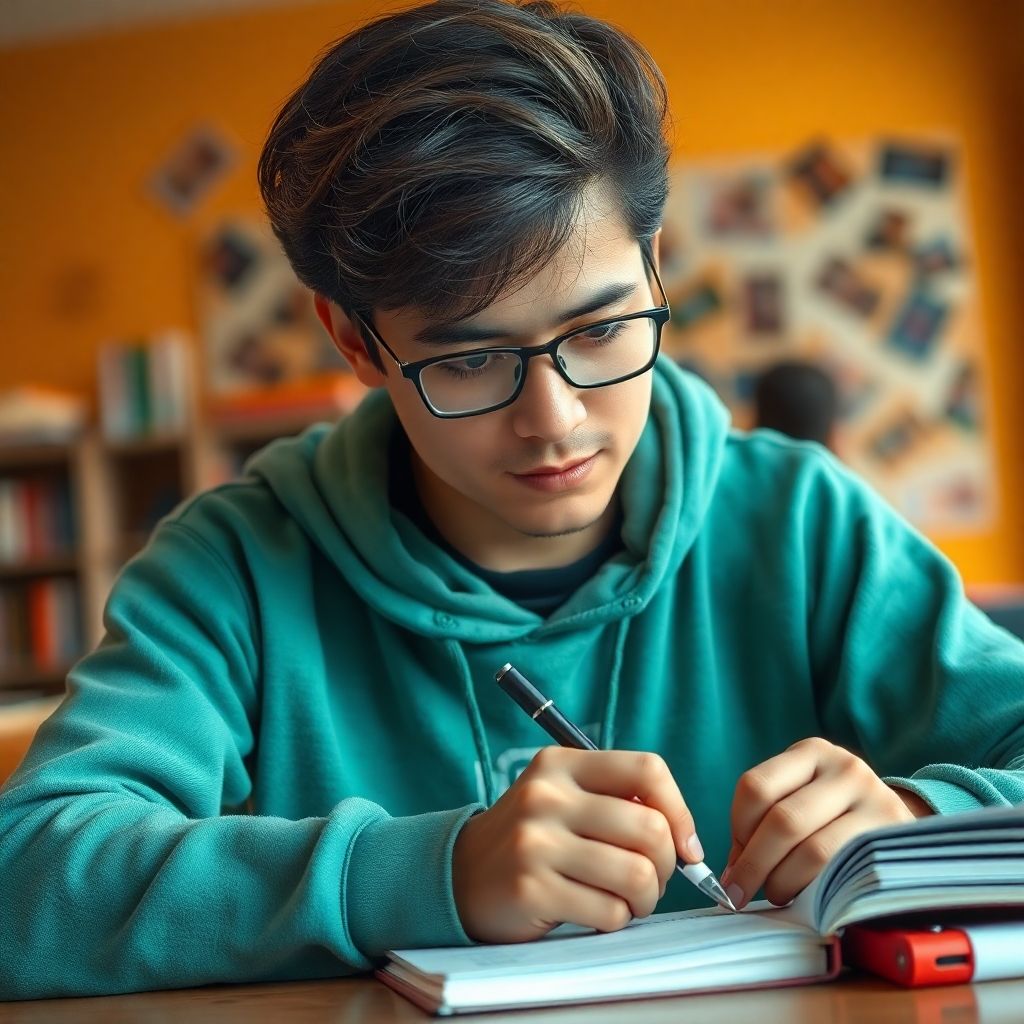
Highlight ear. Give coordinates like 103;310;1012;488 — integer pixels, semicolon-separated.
313;293;388;388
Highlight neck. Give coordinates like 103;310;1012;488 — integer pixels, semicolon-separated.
410;450;620;573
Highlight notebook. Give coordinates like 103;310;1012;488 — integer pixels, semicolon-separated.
376;805;1024;1015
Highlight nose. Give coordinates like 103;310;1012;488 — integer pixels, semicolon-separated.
509;352;587;443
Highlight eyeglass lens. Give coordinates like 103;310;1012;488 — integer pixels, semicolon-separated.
418;316;658;415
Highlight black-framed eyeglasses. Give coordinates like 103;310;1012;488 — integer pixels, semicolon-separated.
354;253;671;419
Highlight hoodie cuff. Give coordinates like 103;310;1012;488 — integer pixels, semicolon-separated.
345;803;484;959
883;776;983;815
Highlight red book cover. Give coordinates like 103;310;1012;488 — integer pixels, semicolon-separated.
23;479;47;560
27;579;56;668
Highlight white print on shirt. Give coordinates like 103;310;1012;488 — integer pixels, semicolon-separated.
474;724;601;804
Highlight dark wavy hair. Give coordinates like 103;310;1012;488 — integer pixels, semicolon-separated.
258;0;670;368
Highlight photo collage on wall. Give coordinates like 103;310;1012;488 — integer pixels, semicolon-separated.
659;136;994;533
195;218;349;396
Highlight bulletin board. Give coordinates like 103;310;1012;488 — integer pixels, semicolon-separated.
659;137;994;534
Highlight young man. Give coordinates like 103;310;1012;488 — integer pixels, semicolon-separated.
1;0;1022;1001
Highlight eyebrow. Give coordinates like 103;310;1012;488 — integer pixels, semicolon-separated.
412;281;639;346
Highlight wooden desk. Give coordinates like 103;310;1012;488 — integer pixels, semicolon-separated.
2;974;1022;1023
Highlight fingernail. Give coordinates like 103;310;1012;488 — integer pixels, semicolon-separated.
725;883;745;909
720;866;732;888
685;834;704;861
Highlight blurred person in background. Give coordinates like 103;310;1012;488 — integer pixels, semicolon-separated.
754;359;839;452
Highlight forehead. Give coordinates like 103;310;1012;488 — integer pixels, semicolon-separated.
377;185;640;340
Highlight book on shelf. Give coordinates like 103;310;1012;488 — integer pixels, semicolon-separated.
0;577;82;673
0;476;75;565
0;386;88;447
205;373;366;425
377;805;1024;1016
98;331;193;441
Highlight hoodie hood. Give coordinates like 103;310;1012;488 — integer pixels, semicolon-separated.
246;357;731;644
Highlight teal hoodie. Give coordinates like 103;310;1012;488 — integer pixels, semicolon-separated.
2;358;1023;999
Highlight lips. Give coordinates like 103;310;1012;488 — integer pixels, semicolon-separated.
509;453;600;493
516;456;594;476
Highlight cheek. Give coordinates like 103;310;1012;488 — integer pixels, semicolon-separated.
390;391;499;479
589;375;653;442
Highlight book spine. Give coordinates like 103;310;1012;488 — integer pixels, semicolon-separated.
0;586;9;670
37;478;55;558
54;475;75;551
98;343;131;440
148;336;170;434
128;345;152;437
0;479;16;563
10;583;28;666
27;579;55;668
149;331;192;435
54;579;81;662
22;479;41;560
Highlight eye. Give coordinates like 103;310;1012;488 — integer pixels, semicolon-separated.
438;352;498;378
581;321;628;345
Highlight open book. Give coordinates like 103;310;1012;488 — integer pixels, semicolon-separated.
377;805;1024;1015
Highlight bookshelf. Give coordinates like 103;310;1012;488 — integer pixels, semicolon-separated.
0;438;89;698
0;374;364;700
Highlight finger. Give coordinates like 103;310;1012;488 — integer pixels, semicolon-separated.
548;870;635;934
730;738;830;849
563;749;700;863
555;834;663;920
760;810;875;907
564;791;677;892
723;837;742;877
721;774;852;909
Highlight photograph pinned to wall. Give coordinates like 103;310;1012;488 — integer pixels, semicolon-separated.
671;274;726;332
786;140;854;210
699;171;777;240
866;406;930;466
660;134;994;533
150;124;235;218
914;236;961;276
196;218;350;397
865;208;912;252
742;273;786;335
879;141;951;188
204;224;260;291
943;360;982;432
815;256;882;319
886;290;950;362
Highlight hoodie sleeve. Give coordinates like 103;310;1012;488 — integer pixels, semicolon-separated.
803;454;1024;813
0;520;478;1001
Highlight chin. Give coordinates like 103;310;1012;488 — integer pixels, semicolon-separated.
504;499;609;540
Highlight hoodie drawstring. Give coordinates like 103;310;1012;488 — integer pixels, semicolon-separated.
600;616;631;749
450;614;631;805
447;639;497;806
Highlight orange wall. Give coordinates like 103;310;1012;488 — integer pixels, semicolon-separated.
1;0;1022;582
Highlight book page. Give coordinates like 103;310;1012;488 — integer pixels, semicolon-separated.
813;806;1024;934
390;904;819;979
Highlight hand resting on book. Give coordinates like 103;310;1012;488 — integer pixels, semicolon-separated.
720;736;932;911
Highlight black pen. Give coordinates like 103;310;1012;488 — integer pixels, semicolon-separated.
495;662;736;912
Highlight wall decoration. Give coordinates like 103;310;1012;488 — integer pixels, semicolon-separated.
196;218;348;396
150;124;235;218
660;135;993;533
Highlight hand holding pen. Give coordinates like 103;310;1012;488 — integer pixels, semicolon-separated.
450;665;734;947
496;663;735;913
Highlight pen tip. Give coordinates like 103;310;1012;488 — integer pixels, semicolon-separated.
703;875;738;913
